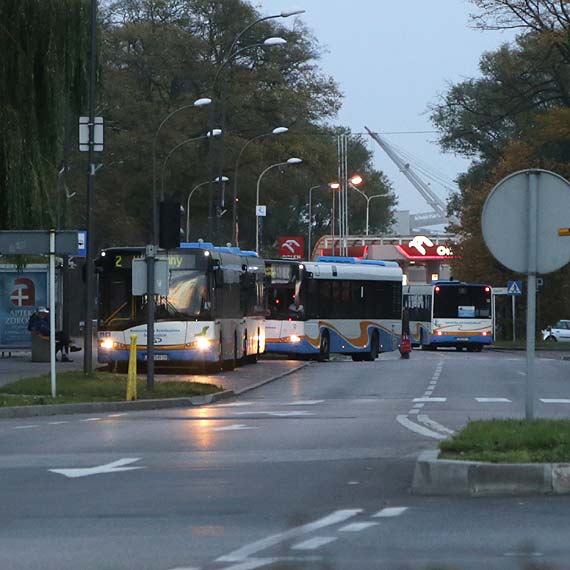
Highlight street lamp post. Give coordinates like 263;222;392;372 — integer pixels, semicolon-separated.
255;157;302;254
232;126;288;245
151;97;211;243
161;129;222;200
349;181;385;236
186;177;228;241
307;182;339;259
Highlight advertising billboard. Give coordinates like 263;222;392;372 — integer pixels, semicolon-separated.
0;271;48;348
278;236;304;260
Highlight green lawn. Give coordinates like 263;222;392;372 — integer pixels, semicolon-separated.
0;372;221;407
440;419;570;463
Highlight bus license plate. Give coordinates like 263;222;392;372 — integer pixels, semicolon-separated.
456;337;468;342
145;354;168;361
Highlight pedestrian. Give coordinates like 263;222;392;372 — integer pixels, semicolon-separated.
27;307;80;362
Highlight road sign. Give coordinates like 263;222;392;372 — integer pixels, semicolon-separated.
482;169;570;422
482;169;570;274
492;287;508;295
0;231;82;255
507;280;523;296
256;205;267;217
79;116;104;152
278;236;304;260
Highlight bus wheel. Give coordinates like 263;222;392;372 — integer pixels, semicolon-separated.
318;330;330;362
351;353;364;362
363;331;379;361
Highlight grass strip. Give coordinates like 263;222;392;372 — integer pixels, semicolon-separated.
0;371;221;407
440;419;570;463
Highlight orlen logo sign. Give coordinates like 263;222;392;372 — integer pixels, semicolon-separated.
278;236;305;260
10;278;36;307
396;235;456;260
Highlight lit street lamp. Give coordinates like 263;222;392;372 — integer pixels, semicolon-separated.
232;126;289;245
186;176;229;241
348;179;386;236
255;157;303;254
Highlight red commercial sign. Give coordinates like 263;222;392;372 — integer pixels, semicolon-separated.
395;235;456;260
278;236;304;260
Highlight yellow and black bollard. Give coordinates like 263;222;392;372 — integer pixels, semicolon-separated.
126;334;137;401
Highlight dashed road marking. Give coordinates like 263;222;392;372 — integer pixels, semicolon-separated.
409;409;420;415
475;397;512;403
211;424;257;432
217;509;361;563
413;397;447;403
291;536;337;551
339;522;378;532
107;413;128;417
13;425;39;430
48;421;69;425
540;399;570;404
372;507;408;518
80;417;101;422
412;403;425;409
231;411;314;417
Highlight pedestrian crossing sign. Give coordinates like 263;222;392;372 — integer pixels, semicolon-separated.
507;280;523;296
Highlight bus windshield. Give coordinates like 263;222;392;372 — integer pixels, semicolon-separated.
165;270;209;317
433;285;491;319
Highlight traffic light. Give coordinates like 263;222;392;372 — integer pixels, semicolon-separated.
159;201;181;249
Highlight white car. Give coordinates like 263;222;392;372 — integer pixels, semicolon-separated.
542;320;570;342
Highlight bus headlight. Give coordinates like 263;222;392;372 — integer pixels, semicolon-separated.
194;337;213;350
288;334;301;343
435;329;443;336
100;338;116;350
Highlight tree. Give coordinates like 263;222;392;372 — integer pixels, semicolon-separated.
0;0;90;231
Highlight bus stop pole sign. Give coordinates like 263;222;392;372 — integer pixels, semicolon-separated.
482;169;570;420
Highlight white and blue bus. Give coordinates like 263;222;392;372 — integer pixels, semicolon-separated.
96;243;266;370
265;257;403;361
403;281;493;351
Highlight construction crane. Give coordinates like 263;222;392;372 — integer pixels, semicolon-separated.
365;126;457;230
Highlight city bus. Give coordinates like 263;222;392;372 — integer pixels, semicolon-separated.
96;243;266;370
403;281;493;351
265;256;403;361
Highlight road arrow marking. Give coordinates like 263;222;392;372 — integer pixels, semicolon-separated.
49;458;144;478
212;424;257;431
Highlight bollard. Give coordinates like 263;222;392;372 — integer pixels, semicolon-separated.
126;334;137;401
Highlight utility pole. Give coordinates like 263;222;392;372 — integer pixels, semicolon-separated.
83;0;97;374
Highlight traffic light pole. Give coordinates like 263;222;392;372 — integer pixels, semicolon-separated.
146;244;155;390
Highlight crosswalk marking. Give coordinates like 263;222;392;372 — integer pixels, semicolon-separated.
372;507;408;518
339;522;378;532
291;536;337;550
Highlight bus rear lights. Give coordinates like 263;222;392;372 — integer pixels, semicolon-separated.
482;331;489;336
435;329;443;336
434;286;441;293
288;334;302;343
100;338;116;350
485;286;491;293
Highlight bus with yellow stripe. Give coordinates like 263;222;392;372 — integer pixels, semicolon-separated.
265;257;403;361
96;243;265;370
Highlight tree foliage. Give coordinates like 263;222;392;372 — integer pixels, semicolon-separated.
0;0;90;230
433;0;570;330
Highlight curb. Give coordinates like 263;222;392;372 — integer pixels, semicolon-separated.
412;449;570;496
0;362;310;419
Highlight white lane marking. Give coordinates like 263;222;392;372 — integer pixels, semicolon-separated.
413;397;447;403
475;398;512;403
107;413;127;418
417;415;455;435
13;425;39;430
48;421;69;425
409;409;420;415
80;417;101;422
217;509;362;563
372;507;408;518
219;559;275;570
49;458;144;478
347;481;359;485
339;522;378;532
282;400;324;406
424;390;434;396
517;371;526;376
412;403;425;409
540;399;570;404
396;415;446;440
231;411;313;417
217;402;253;408
212;424;257;432
291;536;337;551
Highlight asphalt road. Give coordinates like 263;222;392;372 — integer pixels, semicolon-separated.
1;350;570;570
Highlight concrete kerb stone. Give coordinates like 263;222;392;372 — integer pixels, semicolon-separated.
412;449;570;496
0;362;310;419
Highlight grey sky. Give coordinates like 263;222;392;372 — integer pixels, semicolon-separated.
256;0;514;216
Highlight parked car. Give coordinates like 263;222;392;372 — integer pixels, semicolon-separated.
542;320;570;342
